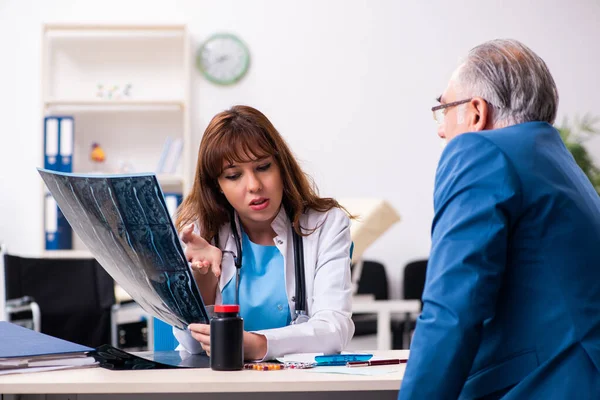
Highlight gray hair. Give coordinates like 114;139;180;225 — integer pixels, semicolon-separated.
455;39;559;126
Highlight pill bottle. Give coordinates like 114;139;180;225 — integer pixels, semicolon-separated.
210;304;243;371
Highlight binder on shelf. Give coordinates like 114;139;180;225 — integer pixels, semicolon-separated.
45;192;72;250
43;117;59;170
43;116;74;250
44;116;74;172
59;117;74;173
163;193;183;218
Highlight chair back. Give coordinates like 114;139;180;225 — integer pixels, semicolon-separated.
4;252;115;347
354;260;388;300
403;259;428;301
352;260;389;337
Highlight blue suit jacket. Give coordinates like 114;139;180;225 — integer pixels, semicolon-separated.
399;122;600;400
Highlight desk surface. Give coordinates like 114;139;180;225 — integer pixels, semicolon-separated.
0;350;408;394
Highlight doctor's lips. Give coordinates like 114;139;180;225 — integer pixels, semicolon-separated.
249;197;270;211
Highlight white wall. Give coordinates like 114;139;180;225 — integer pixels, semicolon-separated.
1;0;599;298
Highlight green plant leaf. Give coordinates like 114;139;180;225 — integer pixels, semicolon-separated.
557;114;600;195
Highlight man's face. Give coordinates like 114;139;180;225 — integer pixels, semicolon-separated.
437;80;470;143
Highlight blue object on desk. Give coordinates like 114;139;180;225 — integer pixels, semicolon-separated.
0;321;93;358
314;353;372;366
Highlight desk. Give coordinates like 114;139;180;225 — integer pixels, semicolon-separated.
0;350;408;400
352;299;421;350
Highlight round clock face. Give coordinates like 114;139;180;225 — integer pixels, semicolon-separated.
196;33;250;85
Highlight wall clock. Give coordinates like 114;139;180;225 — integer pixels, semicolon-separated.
196;33;250;85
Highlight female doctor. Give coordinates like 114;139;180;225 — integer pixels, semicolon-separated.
173;105;355;361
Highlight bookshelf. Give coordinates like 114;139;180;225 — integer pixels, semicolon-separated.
40;23;192;257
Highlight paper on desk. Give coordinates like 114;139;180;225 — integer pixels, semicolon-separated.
308;366;399;376
0;363;98;376
276;353;322;364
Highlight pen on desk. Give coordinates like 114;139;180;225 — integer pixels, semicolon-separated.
346;359;408;367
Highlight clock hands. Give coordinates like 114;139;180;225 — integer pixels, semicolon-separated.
215;55;229;64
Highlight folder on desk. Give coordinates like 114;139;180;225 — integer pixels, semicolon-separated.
0;321;93;359
0;322;96;375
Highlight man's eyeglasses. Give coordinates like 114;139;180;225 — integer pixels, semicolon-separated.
431;98;472;125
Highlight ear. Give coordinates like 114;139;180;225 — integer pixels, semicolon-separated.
468;97;490;131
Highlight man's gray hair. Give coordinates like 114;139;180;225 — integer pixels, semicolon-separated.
456;39;559;126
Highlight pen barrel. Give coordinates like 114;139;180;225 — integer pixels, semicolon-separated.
371;359;400;366
347;359;406;367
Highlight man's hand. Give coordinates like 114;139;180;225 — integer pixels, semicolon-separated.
188;323;267;360
180;224;223;278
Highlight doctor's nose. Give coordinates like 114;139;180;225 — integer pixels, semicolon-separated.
247;173;262;193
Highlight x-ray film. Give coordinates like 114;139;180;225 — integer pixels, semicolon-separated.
38;169;209;329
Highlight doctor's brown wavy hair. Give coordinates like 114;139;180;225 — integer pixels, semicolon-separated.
175;105;350;242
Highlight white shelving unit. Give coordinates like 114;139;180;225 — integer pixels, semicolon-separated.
40;24;192;257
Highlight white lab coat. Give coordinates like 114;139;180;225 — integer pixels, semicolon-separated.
173;206;355;360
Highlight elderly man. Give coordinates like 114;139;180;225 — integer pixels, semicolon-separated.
399;39;600;399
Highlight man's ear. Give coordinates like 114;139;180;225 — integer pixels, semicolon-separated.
468;97;490;131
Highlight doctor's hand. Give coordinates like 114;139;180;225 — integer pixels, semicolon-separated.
188;323;267;361
180;223;223;278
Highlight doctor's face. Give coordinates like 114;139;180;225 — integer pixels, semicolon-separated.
218;155;284;229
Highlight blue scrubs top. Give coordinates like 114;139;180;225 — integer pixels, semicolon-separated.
221;231;291;331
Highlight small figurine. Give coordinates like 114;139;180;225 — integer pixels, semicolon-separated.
91;142;106;163
123;83;132;97
96;84;104;98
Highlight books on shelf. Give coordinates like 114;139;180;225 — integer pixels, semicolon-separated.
156;137;183;175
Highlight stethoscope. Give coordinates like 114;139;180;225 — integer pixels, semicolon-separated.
227;211;309;324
